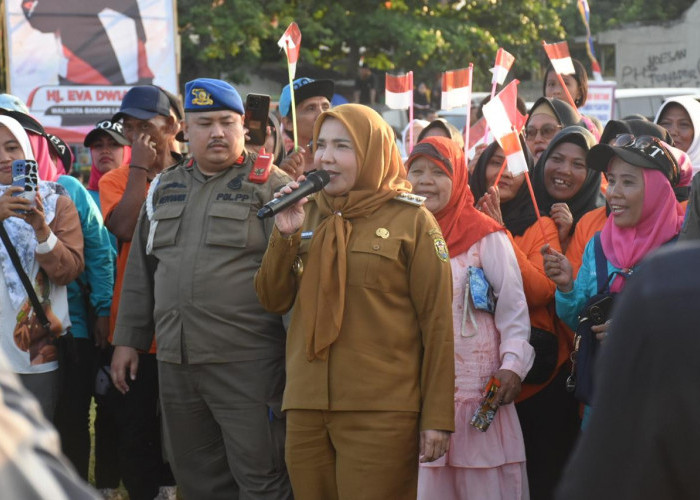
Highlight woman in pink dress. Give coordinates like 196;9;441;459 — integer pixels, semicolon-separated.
407;136;534;500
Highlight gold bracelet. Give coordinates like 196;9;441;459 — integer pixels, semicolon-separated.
129;164;149;172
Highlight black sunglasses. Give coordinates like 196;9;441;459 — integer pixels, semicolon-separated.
612;134;679;185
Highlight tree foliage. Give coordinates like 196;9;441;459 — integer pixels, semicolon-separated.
560;0;696;37
177;0;570;87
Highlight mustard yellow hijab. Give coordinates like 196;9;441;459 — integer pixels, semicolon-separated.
300;104;412;360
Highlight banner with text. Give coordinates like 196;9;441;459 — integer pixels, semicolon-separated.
579;81;616;125
4;0;178;142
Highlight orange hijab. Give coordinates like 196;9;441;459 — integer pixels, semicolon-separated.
299;104;412;360
406;136;503;257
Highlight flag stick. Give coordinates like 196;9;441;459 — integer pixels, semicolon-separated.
463;64;474;161
408;71;415;153
555;71;579;115
286;40;299;151
523;170;550;244
492;158;508;187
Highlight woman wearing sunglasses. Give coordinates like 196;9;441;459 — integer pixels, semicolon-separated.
565;119;678;276
542;135;684;423
524;97;584;163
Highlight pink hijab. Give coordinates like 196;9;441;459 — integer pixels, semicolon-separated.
27;132;64;181
666;143;693;188
88;145;132;191
600;168;684;292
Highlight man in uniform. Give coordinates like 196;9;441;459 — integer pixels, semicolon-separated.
278;77;334;178
111;78;293;499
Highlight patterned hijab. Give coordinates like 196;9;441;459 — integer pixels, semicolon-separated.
299;104;412;360
0;116;61;309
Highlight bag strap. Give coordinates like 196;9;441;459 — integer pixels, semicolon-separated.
0;222;52;333
593;232;609;294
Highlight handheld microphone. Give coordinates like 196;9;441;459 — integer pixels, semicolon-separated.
257;169;331;219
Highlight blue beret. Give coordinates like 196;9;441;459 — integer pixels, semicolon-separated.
184;78;244;114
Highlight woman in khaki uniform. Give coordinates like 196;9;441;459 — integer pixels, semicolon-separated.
255;104;455;500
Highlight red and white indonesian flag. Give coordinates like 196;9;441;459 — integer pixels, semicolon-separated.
278;22;302;78
490;48;515;85
385;73;413;110
467;117;489;156
543;41;576;75
481;81;528;175
441;67;471;110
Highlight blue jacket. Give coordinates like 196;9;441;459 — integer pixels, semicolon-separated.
57;176;115;339
555;237;621;330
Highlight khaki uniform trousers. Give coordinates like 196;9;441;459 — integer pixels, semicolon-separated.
158;358;291;500
285;409;420;500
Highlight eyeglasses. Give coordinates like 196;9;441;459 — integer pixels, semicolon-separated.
612;134;679;184
524;124;562;141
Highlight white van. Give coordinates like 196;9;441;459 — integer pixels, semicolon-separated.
614;87;700;119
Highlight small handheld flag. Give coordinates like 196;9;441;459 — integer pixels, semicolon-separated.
278;22;302;149
542;41;576;75
386;72;415;153
441;67;472;110
385;73;413;110
542;40;580;111
490;48;515;86
278;22;302;79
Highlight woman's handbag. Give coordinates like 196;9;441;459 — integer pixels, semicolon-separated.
0;224;76;383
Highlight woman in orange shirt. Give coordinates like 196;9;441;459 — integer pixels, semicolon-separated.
471;139;580;500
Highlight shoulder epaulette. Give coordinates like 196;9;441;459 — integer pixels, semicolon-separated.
395;192;426;206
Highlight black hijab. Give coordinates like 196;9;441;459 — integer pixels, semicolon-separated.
526;97;584;130
533;126;604;231
470;137;538;237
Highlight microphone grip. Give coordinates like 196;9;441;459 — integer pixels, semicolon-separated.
257;170;330;219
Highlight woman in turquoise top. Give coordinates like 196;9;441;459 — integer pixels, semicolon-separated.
544;135;683;332
543;134;684;428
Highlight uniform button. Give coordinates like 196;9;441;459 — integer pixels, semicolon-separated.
372;244;380;250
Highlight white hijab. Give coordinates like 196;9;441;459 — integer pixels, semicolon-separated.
654;95;700;176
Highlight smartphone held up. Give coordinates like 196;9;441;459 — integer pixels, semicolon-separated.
244;93;271;146
11;159;38;212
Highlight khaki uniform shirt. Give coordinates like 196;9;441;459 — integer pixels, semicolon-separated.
255;197;455;432
114;155;291;364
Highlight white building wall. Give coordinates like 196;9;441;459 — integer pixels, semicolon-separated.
596;1;700;88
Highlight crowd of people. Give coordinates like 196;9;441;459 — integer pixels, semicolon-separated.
1;54;700;500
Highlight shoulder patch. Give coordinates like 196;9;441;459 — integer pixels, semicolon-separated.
395;192;426;206
433;236;449;263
